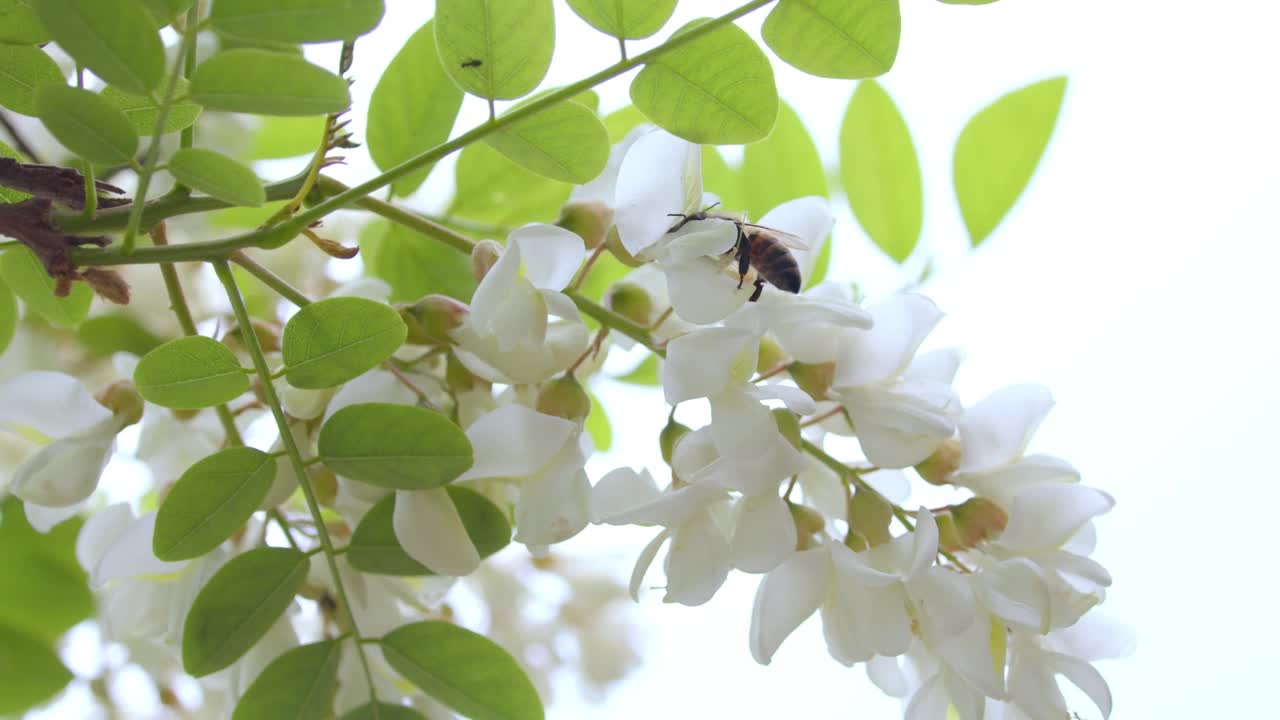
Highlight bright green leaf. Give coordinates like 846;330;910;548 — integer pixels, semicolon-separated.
0;498;92;645
134;335;250;408
0;623;72;714
249;116;325;160
954;76;1067;247
0;1;50;45
341;703;426;720
212;0;384;44
0;280;14;354
630;18;778;144
574;89;600;113
191;49;351;116
34;84;138;165
318;403;473;490
485;100;610;183
138;0;193;26
77;313;163;357
182;547;308;677
448;143;570;225
602;105;646;143
435;0;555;100
31;0;163;95
0;138;27;202
360;221;476;303
381;621;544;720
168;148;265;207
209;201;287;230
762;0;901;79
367;20;462;197
231;640;341;720
102;82;202;136
565;0;677;39
154;447;276;561
281;297;406;389
701;146;745;213
741;100;827;220
0;44;62;116
347;486;510;576
615;354;659;385
0;246;93;328
585;389;612;451
840;80;922;263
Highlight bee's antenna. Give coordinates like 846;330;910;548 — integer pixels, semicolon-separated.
703;201;721;212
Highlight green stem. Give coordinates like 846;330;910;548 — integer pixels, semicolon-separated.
230;252;311;307
568;292;663;355
178;3;200;157
213;261;379;704
316;176;475;254
80;162;97;219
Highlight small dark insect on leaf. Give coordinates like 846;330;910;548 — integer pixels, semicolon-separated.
461;58;482;68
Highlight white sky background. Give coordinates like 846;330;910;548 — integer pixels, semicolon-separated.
306;1;1280;718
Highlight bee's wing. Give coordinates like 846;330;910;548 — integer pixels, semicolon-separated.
741;223;810;250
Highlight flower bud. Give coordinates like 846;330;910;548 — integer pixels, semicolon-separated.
659;419;692;466
605;226;645;268
471;239;503;281
915;438;962;486
789;501;826;538
771;408;802;451
948;497;1008;551
555;200;613;249
788;361;835;402
446;352;486;392
536;374;592;423
756;337;787;377
402;294;470;345
849;487;892;547
95;380;144;427
606;282;654;326
312;465;338;508
223;319;281;354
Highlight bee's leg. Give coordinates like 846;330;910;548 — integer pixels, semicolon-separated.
736;230;751;289
666;212;691;233
749;278;765;302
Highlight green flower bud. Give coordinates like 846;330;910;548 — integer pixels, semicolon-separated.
788;361;835;402
915;438;962;486
772;408;802;451
471;239;503;281
402;294;469;345
660;418;692;466
849;487;893;547
756;337;787;377
605;225;646;268
606;282;655;326
536;374;592;422
555;200;614;249
222;318;281;354
446;352;485;393
948;497;1009;550
789;501;827;538
95;380;144;427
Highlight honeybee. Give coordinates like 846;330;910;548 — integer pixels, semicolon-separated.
668;206;808;302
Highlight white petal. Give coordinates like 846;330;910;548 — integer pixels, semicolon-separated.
615;129;700;256
833;294;943;388
730;493;796;573
909;567;977;638
322;369;417;425
842;382;958;469
866;655;908;698
510;223;587;291
978;558;1052;632
22;502;83;533
748;383;817;416
943;670;988;720
748;547;827;664
94;512;185;585
1048;612;1135;661
908;507;940;577
10;420;116;507
468;236;523;328
0;371;111;439
936;614;1006;699
76;502;132;574
590;467;660;524
864;469;911;504
604;481;726;527
906;348;963;385
662;511;730;606
459;405;575;481
515;463;591;546
954;454;1080;509
662;224;738;263
1047;652;1113;718
703;432;806;497
708;390;777;465
757;196;833;280
630;529;671;601
829;541;900;587
1008;646;1068;720
664;257;752;325
958;384;1055;474
669;426;718;480
904;673;949;720
1000;485;1115;553
393;488;481;576
570;124;646;205
662;327;757;403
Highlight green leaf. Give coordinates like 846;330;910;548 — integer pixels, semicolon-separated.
565;0;677;39
281;296;407;389
31;0;163;95
762;0;901;79
0;246;93;328
182;547;308;677
0;498;92;645
138;0;193;26
249;116;325;160
211;0;384;44
602;105;646;143
485;100;609;183
585;389;611;451
360;221;476;304
839;80;921;263
700;146;745;213
367;20;462;197
231;640;341;720
134;335;250;408
615;354;659;385
448;143;570;225
0;623;72;715
0;280;15;354
77;313;163;356
0;44;62;116
347;486;510;576
435;0;554;100
191;49;351;116
340;703;426;720
168;148;265;207
102;82;202;136
0;0;50;45
34;84;138;165
630;18;778;144
740;100;827;220
954;76;1067;247
318;402;473;490
381;621;544;720
0;138;26;202
154;447;277;561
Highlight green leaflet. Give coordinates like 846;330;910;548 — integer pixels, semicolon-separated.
101;83;202;136
138;0;194;26
231;640;342;720
0;246;93;328
762;0;901;79
484;99;610;183
340;703;426;720
347;487;510;576
954;76;1067;247
630;18;778;144
741;100;828;221
0;280;15;354
565;0;678;39
0;498;92;645
0;0;50;44
0;623;72;714
0;44;62;116
34;84;138;166
317;403;473;490
168;148;265;207
31;0;163;95
360;221;476;304
366;20;462;197
211;0;384;44
182;547;309;677
153;447;277;561
77;313;164;357
381;621;544;720
435;0;555;100
249;116;326;160
134;335;250;408
281;297;406;389
448;142;571;226
190;49;350;116
840;80;922;263
586;388;612;451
